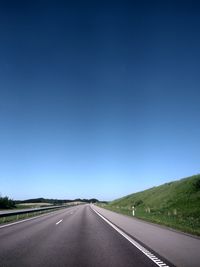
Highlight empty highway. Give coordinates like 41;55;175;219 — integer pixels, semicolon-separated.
0;204;198;267
0;204;169;267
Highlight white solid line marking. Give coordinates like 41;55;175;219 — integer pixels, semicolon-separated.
92;207;170;267
56;219;63;225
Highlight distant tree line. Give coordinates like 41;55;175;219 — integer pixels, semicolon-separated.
0;195;16;209
15;197;103;205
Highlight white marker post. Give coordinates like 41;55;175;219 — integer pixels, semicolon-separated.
132;206;135;216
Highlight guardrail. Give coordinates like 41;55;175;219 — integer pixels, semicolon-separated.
0;205;67;223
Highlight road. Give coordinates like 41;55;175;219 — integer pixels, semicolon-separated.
0;204;170;267
93;205;200;267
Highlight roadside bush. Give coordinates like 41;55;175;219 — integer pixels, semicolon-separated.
0;195;16;209
193;178;200;191
134;199;143;207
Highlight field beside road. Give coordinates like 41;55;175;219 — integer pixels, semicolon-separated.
103;174;200;236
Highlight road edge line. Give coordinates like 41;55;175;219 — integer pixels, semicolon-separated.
91;206;170;267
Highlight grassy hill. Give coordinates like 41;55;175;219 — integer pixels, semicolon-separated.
105;174;200;236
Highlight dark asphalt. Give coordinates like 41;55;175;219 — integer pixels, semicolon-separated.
93;205;200;267
0;204;159;267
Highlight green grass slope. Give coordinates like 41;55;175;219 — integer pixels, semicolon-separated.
106;174;200;236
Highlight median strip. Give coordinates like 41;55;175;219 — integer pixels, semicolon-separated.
0;212;52;229
0;208;67;229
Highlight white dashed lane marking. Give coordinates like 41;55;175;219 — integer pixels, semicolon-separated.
56;219;63;225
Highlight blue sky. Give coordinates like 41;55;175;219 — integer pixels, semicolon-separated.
0;0;200;200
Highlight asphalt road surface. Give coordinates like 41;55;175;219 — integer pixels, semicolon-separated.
0;204;170;267
93;205;200;267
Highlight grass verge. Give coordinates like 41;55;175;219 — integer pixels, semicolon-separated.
98;174;200;237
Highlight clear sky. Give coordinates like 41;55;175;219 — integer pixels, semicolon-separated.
0;0;200;201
